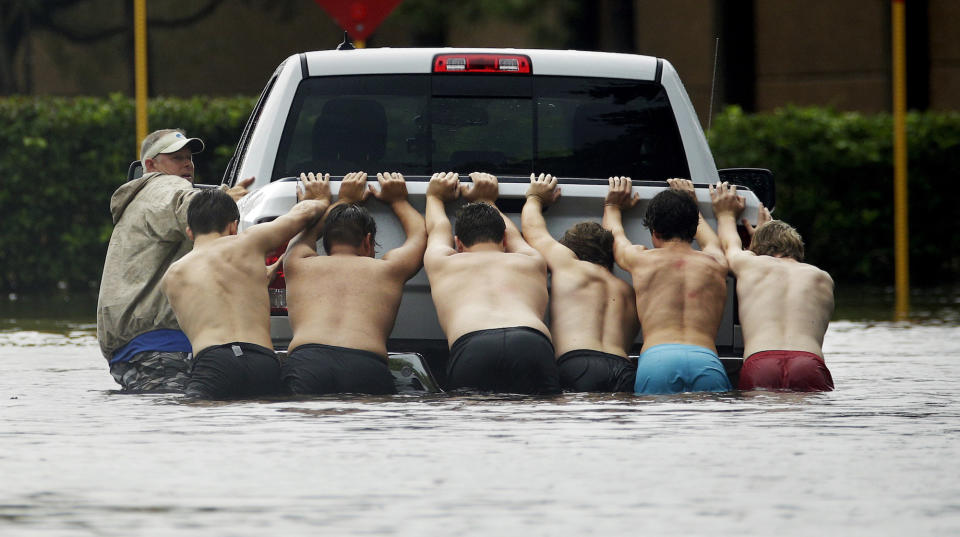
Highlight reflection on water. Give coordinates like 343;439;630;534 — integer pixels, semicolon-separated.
1;290;958;535
833;285;960;324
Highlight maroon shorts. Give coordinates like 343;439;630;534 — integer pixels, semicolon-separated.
738;350;834;392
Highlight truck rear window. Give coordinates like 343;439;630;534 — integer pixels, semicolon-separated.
273;74;688;180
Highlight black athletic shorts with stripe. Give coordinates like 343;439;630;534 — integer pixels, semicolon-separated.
185;342;282;399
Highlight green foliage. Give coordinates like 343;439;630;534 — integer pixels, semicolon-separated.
0;94;254;291
709;106;960;285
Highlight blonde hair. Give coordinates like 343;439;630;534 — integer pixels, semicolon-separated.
749;220;805;261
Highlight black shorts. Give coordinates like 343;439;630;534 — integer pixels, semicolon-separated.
557;349;637;392
186;342;282;399
447;327;561;395
281;343;396;395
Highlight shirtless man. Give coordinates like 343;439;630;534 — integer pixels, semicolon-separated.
161;174;331;399
604;177;732;394
424;172;560;395
281;172;426;395
522;173;639;392
710;182;835;391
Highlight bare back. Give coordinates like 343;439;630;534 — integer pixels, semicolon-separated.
627;245;728;352
285;255;407;356
729;254;834;357
426;251;550;345
162;236;273;353
549;261;638;357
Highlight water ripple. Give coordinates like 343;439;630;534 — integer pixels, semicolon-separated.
0;321;958;535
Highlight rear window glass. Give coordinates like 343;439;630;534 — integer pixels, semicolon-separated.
273;74;688;180
535;77;688;179
274;75;431;178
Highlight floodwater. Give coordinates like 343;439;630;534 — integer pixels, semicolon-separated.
1;289;958;536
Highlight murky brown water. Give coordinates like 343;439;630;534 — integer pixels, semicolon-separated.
1;289;958;536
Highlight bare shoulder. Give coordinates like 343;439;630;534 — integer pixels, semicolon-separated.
607;270;635;299
553;258;605;284
802;262;834;285
423;248;454;271
436;251;545;273
161;258;183;284
724;247;756;267
623;245;653;265
573;258;606;277
373;255;415;280
168;250;196;273
513;250;548;273
686;246;727;272
725;250;772;276
161;253;195;293
284;250;325;272
611;269;633;289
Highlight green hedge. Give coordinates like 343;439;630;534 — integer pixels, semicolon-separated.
0;94;255;292
709;106;960;286
1;98;957;291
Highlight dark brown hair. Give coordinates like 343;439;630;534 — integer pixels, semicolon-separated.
322;203;377;253
560;222;614;270
187;189;238;235
454;202;505;247
642;190;698;242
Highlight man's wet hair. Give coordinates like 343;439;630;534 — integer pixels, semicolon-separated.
187;189;239;235
322;203;377;253
642;189;698;242
749;220;805;261
560;221;614;270
454;202;505;247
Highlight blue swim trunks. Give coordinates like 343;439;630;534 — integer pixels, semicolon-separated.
634;343;732;394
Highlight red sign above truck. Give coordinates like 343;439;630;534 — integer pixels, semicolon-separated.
313;0;403;41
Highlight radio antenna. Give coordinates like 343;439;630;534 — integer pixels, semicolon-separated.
708;37;720;132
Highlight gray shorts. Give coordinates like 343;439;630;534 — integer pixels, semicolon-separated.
109;351;193;392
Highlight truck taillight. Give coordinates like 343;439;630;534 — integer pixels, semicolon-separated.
266;246;287;316
433;53;531;74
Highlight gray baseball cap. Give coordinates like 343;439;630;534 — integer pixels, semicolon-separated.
141;131;204;160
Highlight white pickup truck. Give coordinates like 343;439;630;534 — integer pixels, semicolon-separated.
217;47;774;389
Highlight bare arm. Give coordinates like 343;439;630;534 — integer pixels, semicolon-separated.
372;172;426;279
743;202;772;244
709;180;749;259
603;176;643;270
244;198;330;255
424;172;460;263
501;209;540;258
668;178;726;266
284;172;333;262
522;173;576;266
